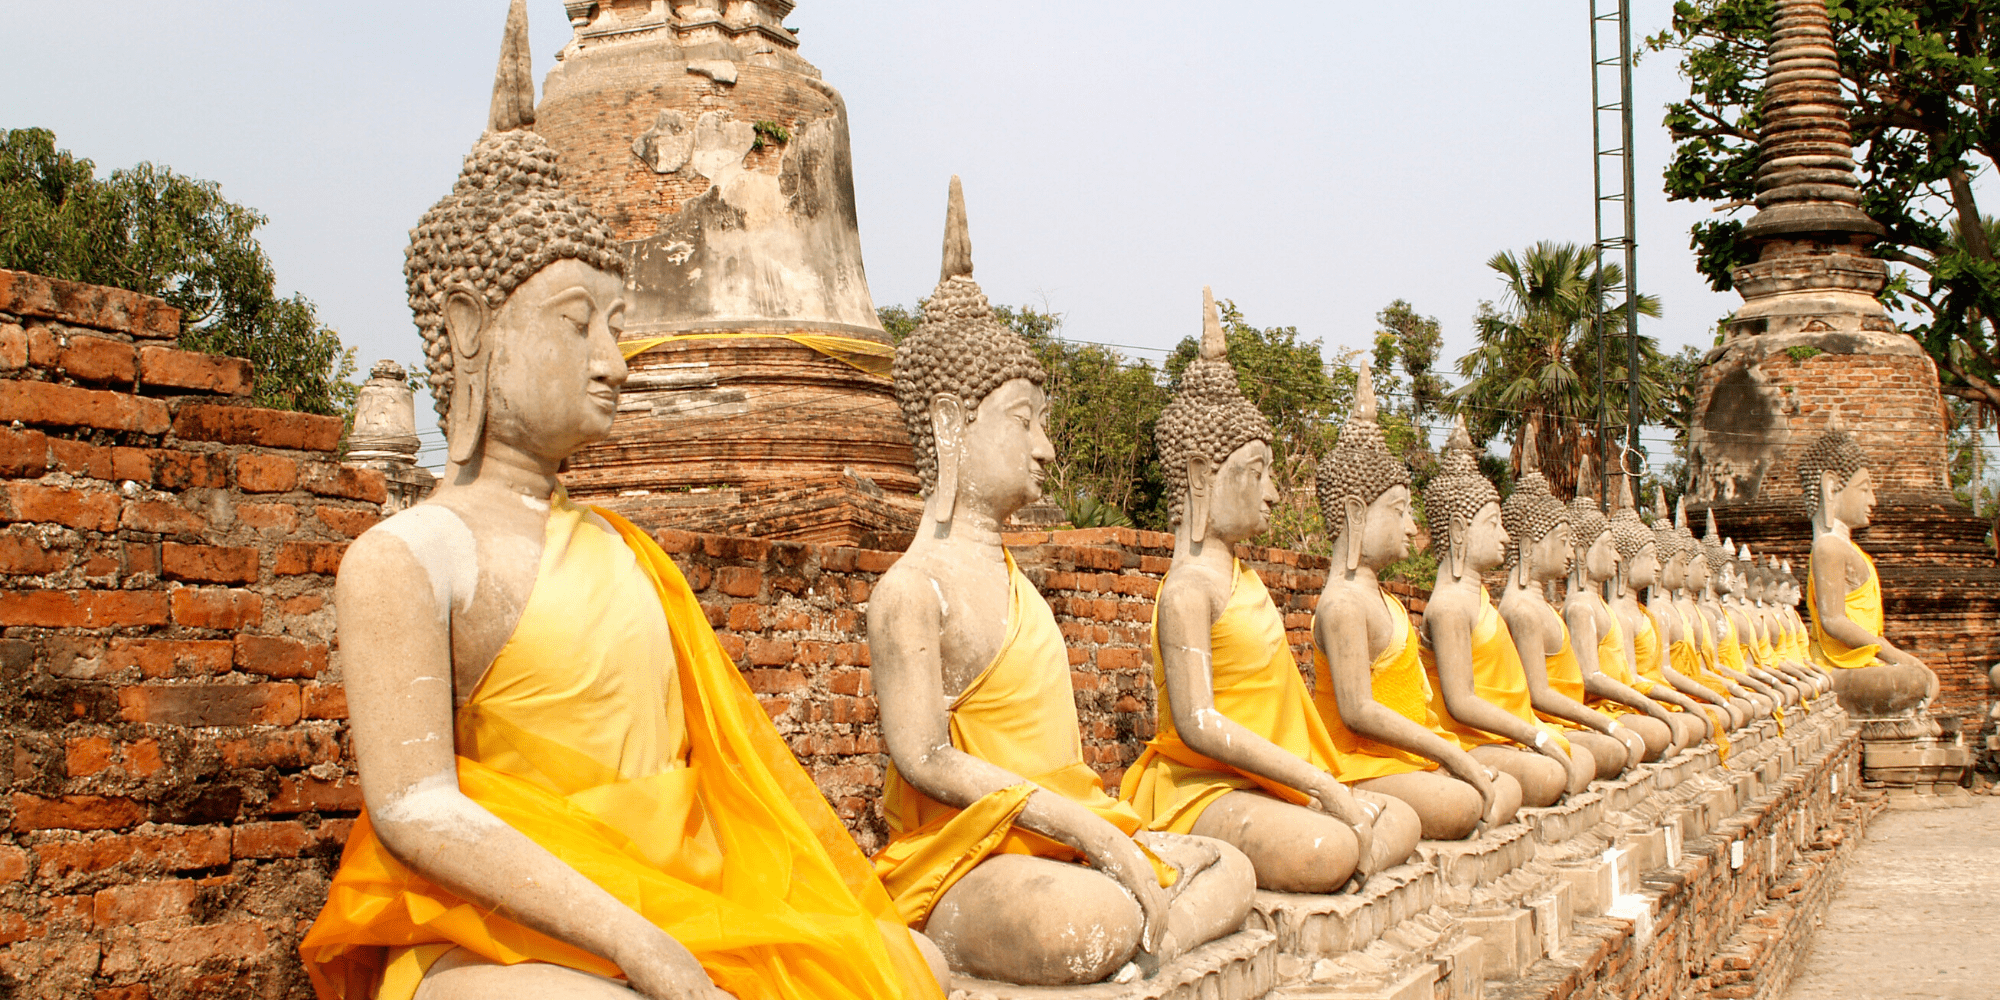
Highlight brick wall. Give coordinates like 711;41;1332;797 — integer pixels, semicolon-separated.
651;523;1427;853
0;270;382;1000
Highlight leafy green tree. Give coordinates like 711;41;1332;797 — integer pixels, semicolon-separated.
1166;300;1353;553
1451;241;1665;497
0;128;354;415
1648;0;2000;412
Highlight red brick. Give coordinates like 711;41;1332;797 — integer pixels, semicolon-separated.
1096;648;1143;672
117;682;300;726
92;880;196;927
25;324;58;366
273;541;347;576
65;736;115;777
717;566;763;597
58;335;137;384
138;346;251;396
268;774;362;814
0;380;168;434
0;846;26;884
118;499;206;537
0;426;48;477
301;462;388;503
151;449;228;490
233;634;326;678
95;987;151;1000
160;542;258;584
0;323;22;369
2;483;119;531
105;638;233;678
235;502;299;532
10;794;144;832
122;739;164;777
234;452;296;492
856;550;899;573
301;683;348;719
0;534;66;575
35;829;229;880
745;667;806;691
45;437;111;479
746;637;795;666
0;268;181;337
0;590;169;627
109;446;152;483
169;587;262;629
316;505;380;537
173;404;340;452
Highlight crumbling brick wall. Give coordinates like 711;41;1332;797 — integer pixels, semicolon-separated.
0;269;380;1000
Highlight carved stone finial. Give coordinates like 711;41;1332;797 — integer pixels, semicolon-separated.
1676;494;1689;531
1353;354;1377;422
1200;286;1227;362
1705;508;1722;544
489;0;538;133
1519;418;1542;478
940;175;973;283
1654;482;1669;523
1575;451;1601;506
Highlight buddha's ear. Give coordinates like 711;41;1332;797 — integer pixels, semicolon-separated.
1342;496;1369;572
1818;469;1842;523
1448;520;1468;579
442;285;490;467
1186;454;1214;546
927;393;968;528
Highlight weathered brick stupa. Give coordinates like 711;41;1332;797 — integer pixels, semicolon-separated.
1685;0;2000;762
536;0;921;545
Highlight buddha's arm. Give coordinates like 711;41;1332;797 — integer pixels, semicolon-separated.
867;571;1169;952
338;535;724;1000
1426;595;1567;763
1159;579;1372;834
1505;601;1616;735
1565;600;1663;718
1315;592;1498;813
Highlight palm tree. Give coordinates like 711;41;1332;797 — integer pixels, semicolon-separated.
1450;241;1665;498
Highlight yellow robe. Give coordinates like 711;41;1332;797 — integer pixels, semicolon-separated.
1311;590;1453;782
1421;589;1569;752
1658;603;1731;759
1533;616;1588;732
1716;613;1748;675
1119;562;1353;833
1808;540;1884;669
1585;603;1647;717
872;551;1171;929
300;501;941;1000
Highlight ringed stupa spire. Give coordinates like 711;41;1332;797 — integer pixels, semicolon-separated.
1739;0;1884;242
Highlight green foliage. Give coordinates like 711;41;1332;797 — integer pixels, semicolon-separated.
1450;241;1667;497
1784;345;1825;364
0;128;355;416
1649;0;2000;412
1166;301;1351;553
1062;494;1133;529
877;303;921;343
751;120;791;151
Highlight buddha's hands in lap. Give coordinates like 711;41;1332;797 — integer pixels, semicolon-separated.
1474;767;1506;831
1308;779;1376;891
1134;830;1222;899
618;931;734;1000
1084;829;1174;958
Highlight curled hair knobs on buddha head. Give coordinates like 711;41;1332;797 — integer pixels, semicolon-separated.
1316;355;1410;551
1156;287;1272;537
1796;410;1869;518
1500;422;1569;570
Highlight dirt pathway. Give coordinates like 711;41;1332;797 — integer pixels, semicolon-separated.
1785;796;2000;1000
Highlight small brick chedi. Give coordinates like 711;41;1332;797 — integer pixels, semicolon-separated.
537;0;921;545
1683;0;2000;765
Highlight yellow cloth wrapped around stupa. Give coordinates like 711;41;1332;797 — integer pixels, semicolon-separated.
872;552;1173;929
299;501;942;1000
1421;590;1569;753
1808;540;1884;669
1310;590;1454;782
1119;562;1357;832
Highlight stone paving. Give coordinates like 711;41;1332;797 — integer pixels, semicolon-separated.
1786;795;2000;1000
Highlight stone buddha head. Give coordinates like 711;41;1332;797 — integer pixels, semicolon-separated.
407;45;628;473
1567;456;1615;586
1797;415;1873;534
1499;433;1571;585
1609;478;1657;591
1424;416;1507;578
1316;357;1412;571
1155;288;1275;548
1674;498;1710;595
891;178;1050;530
1651;486;1686;592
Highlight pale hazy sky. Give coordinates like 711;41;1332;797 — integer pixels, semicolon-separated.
2;1;1751;465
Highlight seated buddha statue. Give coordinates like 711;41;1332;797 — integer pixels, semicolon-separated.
869;184;1255;986
1771;558;1832;695
1602;481;1711;754
1642;505;1739;752
1797;419;1939;717
1671;505;1760;727
1559;462;1678;762
1417;419;1583;807
1693;521;1781;717
1119;304;1420;891
1294;361;1521;841
1495;438;1644;781
1736;548;1809;704
300;8;945;999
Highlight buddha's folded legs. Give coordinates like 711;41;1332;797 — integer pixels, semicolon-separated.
1663;713;1705;755
1621;715;1673;761
1189;790;1360;893
1469;744;1567;808
1563;731;1626;782
1830;661;1935;716
1356;768;1518;840
415;948;642;1000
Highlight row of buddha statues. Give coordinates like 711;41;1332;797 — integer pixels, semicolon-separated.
292;11;1932;995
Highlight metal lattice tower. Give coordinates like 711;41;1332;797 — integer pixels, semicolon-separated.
1589;0;1643;504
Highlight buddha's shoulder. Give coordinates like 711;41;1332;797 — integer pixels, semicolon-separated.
344;496;537;582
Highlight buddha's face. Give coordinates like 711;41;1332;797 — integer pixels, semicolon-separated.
1685;555;1711;594
955;377;1054;520
1826;468;1875;529
1626;542;1659;590
479;258;628;465
1714;563;1735;596
1359;485;1418;569
1659;550;1685;591
1747;574;1764;604
1528;522;1573;582
1207;439;1278;543
1582;530;1617;583
1463;502;1508;572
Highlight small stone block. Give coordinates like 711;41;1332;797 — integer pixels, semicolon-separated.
1460;907;1536;980
1430;933;1484;1000
1268;963;1438;1000
1557;858;1615;917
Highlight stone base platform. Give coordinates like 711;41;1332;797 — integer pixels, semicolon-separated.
950;700;1862;1000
